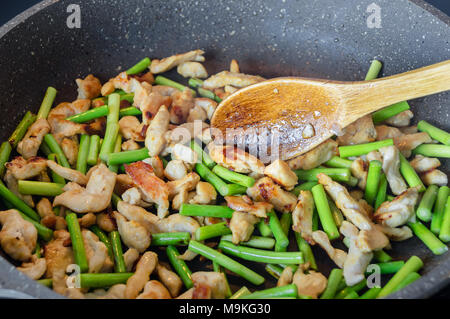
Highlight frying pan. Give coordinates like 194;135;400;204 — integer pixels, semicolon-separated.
0;0;449;299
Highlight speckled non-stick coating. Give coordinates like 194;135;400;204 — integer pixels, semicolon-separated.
0;0;449;299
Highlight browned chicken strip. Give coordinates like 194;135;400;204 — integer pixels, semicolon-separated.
0;209;37;261
292;190;315;244
17;119;50;159
53;164;116;213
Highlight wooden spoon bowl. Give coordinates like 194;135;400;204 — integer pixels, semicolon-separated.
211;60;450;161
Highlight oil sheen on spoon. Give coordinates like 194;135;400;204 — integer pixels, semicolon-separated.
214;80;338;161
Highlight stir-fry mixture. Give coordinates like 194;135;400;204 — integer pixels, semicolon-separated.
0;50;449;299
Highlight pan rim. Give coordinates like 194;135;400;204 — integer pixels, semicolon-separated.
0;0;448;299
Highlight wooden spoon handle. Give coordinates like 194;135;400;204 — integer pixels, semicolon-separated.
339;59;450;127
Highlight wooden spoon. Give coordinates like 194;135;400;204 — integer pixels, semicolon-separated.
211;60;450;161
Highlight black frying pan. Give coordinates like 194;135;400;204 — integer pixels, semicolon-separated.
0;0;449;299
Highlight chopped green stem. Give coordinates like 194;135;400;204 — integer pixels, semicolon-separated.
36;87;57;120
67;105;108;123
38;273;134;289
335;280;366;299
372;101;410;124
374;174;388;210
119;93;134;103
18;181;64;196
154;76;196;96
359;287;382;299
39;141;52;157
312;208;319;231
109;231;126;273
67;105;142;123
188;78;204;88
221;234;276;250
195;163;240;196
126;57;151;75
99;94;120;162
218;240;303;264
365;160;382;205
108;134;122;173
399;153;425;192
190;140;215;169
413;144;450;158
119;106;142;117
44;134;70;168
364;59;383;80
212;258;232;298
229;286;251;299
180;203;234;218
8;111;36;148
366;261;405;275
98;123;119;162
291;181;318;196
345;176;359;187
80;273;133;288
107;147;149;166
212;165;255;187
278;263;298;273
336;278;347;292
392;272;421;293
90;225;113;259
431;186;450;235
189;240;265;285
111;193;121;208
408;221;448;255
378;255;423;298
76;134;90;174
87;135;101;166
257;220;273;237
339;139;394;157
416;184;438;222
267;211;289;251
265;264;283;279
195;222;231;241
151;232;191;246
344;291;359;299
417;120;450;145
223;183;247;196
312;184;339;240
66;213;89;273
279;213;292;236
0;180;40;221
320;268;343;299
166;245;194;289
295;168;351;183
294;232;317;270
35;242;41;258
0;142;12;178
373;249;392;263
327;197;344;228
439;197;450;242
324;156;353;169
198;87;222;103
239;284;298;299
106;93;120;124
